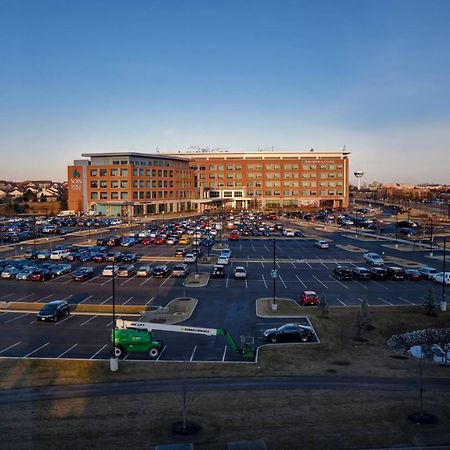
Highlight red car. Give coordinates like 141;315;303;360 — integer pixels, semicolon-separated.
229;230;240;241
299;290;320;306
142;237;155;245
154;236;166;245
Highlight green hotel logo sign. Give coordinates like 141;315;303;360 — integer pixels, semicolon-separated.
73;169;81;178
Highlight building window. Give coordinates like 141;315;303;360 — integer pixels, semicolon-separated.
100;169;107;177
100;192;107;199
111;192;119;199
113;160;120;165
121;160;128;165
120;192;128;200
90;169;98;177
111;180;118;188
111;169;118;177
120;169;128;177
90;192;98;200
90;181;98;188
120;180;128;188
100;180;107;188
133;192;138;199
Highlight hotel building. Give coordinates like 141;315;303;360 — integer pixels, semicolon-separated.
67;150;349;215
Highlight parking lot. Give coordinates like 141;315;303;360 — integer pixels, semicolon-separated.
0;215;447;363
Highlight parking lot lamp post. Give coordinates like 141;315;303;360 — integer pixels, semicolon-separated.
441;237;447;312
195;234;199;275
429;217;434;257
272;238;277;311
395;209;399;248
33;216;37;251
110;260;118;372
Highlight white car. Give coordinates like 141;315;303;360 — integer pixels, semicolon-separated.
363;252;384;266
234;266;247;279
50;250;70;260
314;240;330;249
102;265;118;276
184;253;196;263
217;256;229;265
419;266;438;280
282;229;295;237
220;249;232;258
432;272;450;285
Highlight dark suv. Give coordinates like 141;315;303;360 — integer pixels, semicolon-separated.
352;267;371;280
37;300;70;322
370;267;388;280
332;266;353;280
386;266;405;280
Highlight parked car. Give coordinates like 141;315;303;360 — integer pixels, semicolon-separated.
211;264;225;278
37;250;51;260
432;272;450;285
404;269;422;281
172;264;190;277
178;237;191;245
51;263;72;276
15;267;35;280
419;266;439;280
184;253;196;263
370;267;388;280
234;266;247;279
121;253;138;263
386;266;405;280
50;249;70;260
217;255;229;265
294;230;305;237
106;252;123;262
314;240;329;249
175;248;187;258
299;290;320;306
136;265;153;277
1;267;20;279
363;252;384;266
72;267;94;281
117;264;136;277
37;300;70;322
31;268;53;282
24;249;39;260
102;265;118;276
92;252;107;262
332;266;353;280
352;267;371;280
282;229;295;237
263;323;315;343
152;265;171;278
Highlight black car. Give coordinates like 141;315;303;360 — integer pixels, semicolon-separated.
352;267;371;280
106;251;123;262
191;248;203;259
386;266;405;280
121;253;138;263
72;267;94;281
263;323;314;343
294;230;305;237
92;252;107;262
37;300;70;322
24;249;39;260
30;268;54;282
332;266;353;280
370;267;388;280
96;237;109;246
211;264;225;278
152;265;171;277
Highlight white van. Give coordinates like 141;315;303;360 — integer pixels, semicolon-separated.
50;250;70;260
433;272;450;285
57;210;76;217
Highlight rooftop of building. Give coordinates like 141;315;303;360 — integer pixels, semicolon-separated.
81;152;189;162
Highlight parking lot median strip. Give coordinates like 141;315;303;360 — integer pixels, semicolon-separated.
256;297;305;318
0;302;148;316
139;297;198;325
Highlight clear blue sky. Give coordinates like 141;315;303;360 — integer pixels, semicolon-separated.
1;0;449;183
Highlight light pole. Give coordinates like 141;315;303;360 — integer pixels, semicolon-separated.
441;237;447;312
110;259;118;371
429;217;434;257
272;238;277;311
395;209;399;248
195;232;199;276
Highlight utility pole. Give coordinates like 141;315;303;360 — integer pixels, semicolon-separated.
441;237;447;312
110;260;118;372
271;238;278;311
429;217;434;257
395;209;399;248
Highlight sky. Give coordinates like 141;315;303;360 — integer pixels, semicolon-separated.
0;0;450;184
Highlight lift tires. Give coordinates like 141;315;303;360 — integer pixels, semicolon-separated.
114;346;126;358
147;347;161;360
300;335;309;343
270;336;277;343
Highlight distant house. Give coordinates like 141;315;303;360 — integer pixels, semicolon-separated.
0;189;7;199
38;188;59;202
9;188;24;198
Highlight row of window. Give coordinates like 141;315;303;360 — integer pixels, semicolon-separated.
193;163;344;171
111;159;178;167
199;172;343;180
90;190;191;201
89;168;180;178
247;190;344;197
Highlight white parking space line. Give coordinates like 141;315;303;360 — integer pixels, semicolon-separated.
356;297;364;303
353;280;368;290
90;344;108;359
119;275;137;286
313;275;328;289
378;297;394;306
295;275;307;289
245;279;248;289
80;316;97;327
122;296;134;305
24;342;49;358
305;261;312;269
276;261;280;268
336;297;347;306
278;274;287;289
222;345;227;362
260;261;265;268
226;275;229;288
78;295;93;305
156;345;166;361
0;293;14;300
145;297;155;305
291;261;297;268
55;314;75;325
317;257;328;268
57;344;78;358
83;274;101;285
35;294;54;303
5;313;29;324
101;277;112;286
399;296;415;305
101;296;112;305
139;277;152;286
328;275;349;289
16;293;34;301
189;345;197;362
371;281;389;290
0;341;22;354
63;278;73;284
261;274;268;289
263;244;269;252
61;294;72;302
160;274;173;287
